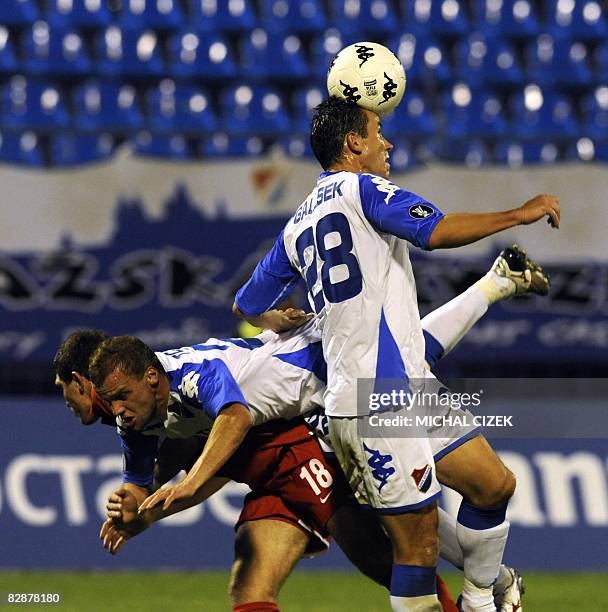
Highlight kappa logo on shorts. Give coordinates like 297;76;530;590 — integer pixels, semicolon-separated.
411;465;433;493
408;204;435;219
363;443;395;493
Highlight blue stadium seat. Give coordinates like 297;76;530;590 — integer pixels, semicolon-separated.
22;23;92;76
133;132;193;158
509;86;579;141
385;138;424;171
495;141;562;165
472;0;540;39
0;27;19;73
580;86;608;141
454;33;524;89
389;33;451;87
310;29;350;80
441;85;508;140
50;132;116;165
168;30;237;79
595;41;608;82
119;0;185;30
401;0;469;38
239;31;309;80
146;81;218;133
187;0;257;33
281;134;314;158
525;35;593;89
1;77;70;129
219;85;291;136
0;0;39;27
46;0;113;29
73;80;145;131
201;133;266;156
0;130;45;165
564;137;603;162
438;138;492;165
96;26;165;77
546;0;608;41
380;90;436;140
330;0;400;38
291;85;324;134
260;0;327;34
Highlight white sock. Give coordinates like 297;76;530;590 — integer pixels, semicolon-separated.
457;520;510;611
438;507;463;570
390;595;443;611
421;284;489;358
475;270;516;305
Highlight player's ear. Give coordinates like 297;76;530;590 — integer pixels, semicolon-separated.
72;371;87;394
345;131;364;155
146;367;160;388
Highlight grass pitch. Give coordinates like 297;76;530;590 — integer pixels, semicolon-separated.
1;570;606;611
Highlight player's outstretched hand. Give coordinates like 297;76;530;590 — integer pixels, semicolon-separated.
99;518;130;555
106;487;138;525
139;479;198;513
518;194;560;228
269;308;314;333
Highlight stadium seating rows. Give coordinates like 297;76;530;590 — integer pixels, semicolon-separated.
0;0;606;166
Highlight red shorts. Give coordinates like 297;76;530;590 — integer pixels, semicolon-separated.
218;418;353;554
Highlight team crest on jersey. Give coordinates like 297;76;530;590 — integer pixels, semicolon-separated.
370;175;399;204
411;465;433;492
408;204;435;219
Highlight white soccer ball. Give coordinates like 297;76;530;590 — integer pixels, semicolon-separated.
327;42;406;117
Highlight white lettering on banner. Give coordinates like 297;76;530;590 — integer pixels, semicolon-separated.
463;321;532;348
5;454;93;526
534;452;608;526
2;452;607;528
498;452;545;526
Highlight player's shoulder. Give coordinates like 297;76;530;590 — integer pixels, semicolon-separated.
358;172;403;204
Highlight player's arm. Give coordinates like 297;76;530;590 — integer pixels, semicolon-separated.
139;403;252;512
139;361;253;512
427;194;560;249
233;229;312;331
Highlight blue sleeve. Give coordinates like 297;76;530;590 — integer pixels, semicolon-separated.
120;429;159;488
235;229;300;316
358;174;444;250
178;359;249;419
423;329;445;370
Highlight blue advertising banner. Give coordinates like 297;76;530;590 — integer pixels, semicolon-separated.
1;184;607;376
1;398;606;570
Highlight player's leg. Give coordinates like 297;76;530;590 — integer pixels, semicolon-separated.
436;434;516;612
229;519;308;612
421;245;550;368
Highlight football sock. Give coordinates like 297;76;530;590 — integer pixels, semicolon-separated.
421;284;488;365
233;602;280;612
389;564;442;611
475;270;516;305
457;500;510;612
438;507;463;570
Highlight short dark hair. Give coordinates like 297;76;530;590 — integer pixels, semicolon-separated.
310;96;369;170
89;335;164;387
52;330;109;383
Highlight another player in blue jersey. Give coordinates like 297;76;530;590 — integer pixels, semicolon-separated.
233;96;559;612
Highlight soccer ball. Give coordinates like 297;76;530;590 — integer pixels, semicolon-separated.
327;42;406;117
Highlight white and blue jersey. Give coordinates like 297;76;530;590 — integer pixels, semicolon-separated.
236;171;445;417
119;324;328;487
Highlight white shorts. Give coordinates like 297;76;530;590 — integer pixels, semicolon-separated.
328;402;480;513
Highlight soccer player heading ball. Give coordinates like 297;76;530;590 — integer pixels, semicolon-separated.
233;85;559;611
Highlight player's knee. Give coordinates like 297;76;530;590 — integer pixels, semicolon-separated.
472;467;516;508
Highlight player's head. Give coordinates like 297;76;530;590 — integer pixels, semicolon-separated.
89;335;166;431
310;96;392;178
53;329;109;425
